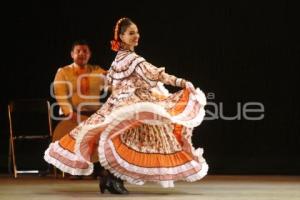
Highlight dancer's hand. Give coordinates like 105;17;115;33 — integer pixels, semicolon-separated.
185;81;195;90
185;81;196;94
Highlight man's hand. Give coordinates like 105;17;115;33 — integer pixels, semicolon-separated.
67;112;78;123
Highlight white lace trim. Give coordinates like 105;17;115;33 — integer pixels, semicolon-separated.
158;163;208;188
44;142;93;175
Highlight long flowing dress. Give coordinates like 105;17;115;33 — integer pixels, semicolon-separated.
44;49;208;188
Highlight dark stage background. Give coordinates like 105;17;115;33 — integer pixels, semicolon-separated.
1;1;299;175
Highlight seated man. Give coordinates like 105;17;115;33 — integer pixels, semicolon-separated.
52;40;108;179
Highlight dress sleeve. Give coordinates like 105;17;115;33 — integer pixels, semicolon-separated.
53;68;73;115
137;61;186;87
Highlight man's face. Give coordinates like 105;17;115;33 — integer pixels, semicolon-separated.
71;45;91;67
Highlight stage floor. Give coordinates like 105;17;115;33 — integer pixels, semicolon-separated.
0;175;300;200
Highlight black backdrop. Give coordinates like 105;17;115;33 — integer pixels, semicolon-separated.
1;0;299;174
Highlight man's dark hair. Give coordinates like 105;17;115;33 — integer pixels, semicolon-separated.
71;40;91;51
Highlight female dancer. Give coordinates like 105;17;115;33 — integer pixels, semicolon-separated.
44;17;208;194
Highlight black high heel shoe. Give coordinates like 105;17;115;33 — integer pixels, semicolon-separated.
99;175;109;194
99;171;129;194
116;178;129;194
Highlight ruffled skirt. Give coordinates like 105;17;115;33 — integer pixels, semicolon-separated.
44;86;208;187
